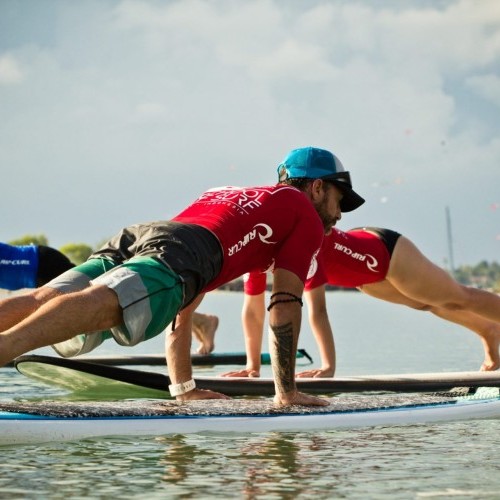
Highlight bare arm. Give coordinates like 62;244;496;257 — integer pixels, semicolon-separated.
221;292;265;378
269;269;327;407
243;292;265;374
165;293;230;400
296;286;336;378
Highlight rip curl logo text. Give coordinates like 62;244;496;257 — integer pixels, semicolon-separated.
333;243;379;272
228;223;276;256
197;186;296;214
199;188;268;211
0;259;31;266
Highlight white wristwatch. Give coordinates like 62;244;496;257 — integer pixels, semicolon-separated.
168;379;196;396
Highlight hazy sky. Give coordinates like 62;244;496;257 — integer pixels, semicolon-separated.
1;0;499;268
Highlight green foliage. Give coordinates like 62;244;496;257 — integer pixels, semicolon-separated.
59;243;94;265
8;234;49;246
453;261;500;292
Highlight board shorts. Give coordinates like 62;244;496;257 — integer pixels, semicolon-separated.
47;222;222;358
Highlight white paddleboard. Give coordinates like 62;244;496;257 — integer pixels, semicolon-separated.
1;389;499;446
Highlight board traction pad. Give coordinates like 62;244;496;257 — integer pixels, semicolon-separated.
2;390;498;418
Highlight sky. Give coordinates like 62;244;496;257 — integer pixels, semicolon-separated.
1;0;499;269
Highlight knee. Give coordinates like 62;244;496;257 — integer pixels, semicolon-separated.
83;285;122;325
413;304;432;312
76;284;120;309
53;285;122;328
436;301;466;312
440;285;478;312
33;286;61;299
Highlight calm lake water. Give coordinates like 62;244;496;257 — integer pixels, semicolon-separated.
1;291;499;499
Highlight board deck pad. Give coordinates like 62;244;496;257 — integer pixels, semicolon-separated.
1;390;498;418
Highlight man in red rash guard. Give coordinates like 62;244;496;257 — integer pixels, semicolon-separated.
0;146;364;406
222;226;500;378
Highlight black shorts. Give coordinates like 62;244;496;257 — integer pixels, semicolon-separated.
351;227;402;257
36;246;75;287
91;221;223;307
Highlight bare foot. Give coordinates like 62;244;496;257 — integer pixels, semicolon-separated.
192;314;219;355
274;391;329;407
177;388;231;400
479;327;500;371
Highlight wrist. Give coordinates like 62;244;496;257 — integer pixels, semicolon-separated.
169;379;196;397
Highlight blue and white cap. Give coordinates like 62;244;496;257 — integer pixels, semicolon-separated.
277;146;365;212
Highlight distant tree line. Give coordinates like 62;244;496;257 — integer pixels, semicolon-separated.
7;234;500;292
453;261;500;292
8;234;93;265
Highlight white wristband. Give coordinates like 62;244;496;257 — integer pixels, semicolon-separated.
169;379;196;396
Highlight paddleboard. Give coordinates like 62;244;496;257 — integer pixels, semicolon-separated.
5;349;312;368
14;355;500;398
1;389;499;446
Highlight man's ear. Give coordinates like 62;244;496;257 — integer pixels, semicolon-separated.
310;178;325;200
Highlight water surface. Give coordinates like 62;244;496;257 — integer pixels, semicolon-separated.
1;291;499;499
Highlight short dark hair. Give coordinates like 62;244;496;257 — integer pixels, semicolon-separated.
279;178;313;191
